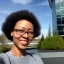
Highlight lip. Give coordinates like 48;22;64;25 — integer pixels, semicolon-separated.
19;40;29;45
19;40;29;42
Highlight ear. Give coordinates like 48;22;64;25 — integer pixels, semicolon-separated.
11;31;13;36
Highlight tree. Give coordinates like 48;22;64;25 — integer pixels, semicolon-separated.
41;35;64;50
47;24;51;37
37;34;44;48
0;34;7;47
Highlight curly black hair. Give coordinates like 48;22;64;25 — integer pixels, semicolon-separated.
2;10;41;41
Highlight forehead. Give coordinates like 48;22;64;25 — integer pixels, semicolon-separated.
14;20;34;30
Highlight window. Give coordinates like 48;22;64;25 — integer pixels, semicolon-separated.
58;32;64;35
61;1;64;7
56;2;60;10
62;17;64;24
57;18;61;24
57;26;64;32
56;11;61;17
61;10;64;16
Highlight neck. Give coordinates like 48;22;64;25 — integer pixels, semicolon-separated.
10;45;25;57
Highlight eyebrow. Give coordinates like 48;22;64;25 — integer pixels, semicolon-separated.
21;27;34;31
14;27;34;31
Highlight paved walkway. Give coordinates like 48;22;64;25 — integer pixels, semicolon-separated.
42;57;64;64
36;52;64;58
26;49;64;64
36;52;64;64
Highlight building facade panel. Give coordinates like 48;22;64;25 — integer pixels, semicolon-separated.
48;0;64;38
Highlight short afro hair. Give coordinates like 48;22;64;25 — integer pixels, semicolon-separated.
2;10;41;41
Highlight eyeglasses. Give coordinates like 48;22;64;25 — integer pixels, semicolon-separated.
13;29;34;37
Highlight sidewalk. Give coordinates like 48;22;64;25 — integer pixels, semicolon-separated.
36;52;64;58
26;48;64;64
42;57;64;64
36;52;64;64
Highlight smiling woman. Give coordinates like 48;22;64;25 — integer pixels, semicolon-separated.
0;10;44;64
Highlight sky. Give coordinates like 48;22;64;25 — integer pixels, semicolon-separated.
0;0;52;38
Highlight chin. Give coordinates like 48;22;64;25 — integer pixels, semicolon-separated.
19;45;27;50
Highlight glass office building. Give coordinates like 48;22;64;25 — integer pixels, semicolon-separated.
48;0;64;38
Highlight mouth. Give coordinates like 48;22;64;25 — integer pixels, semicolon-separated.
19;40;29;45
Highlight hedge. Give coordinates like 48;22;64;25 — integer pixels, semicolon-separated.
38;35;64;50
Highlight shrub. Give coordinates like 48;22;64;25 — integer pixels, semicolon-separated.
0;45;11;53
37;34;44;48
40;35;64;50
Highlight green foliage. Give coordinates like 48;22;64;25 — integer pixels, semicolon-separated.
33;38;40;41
37;34;44;48
40;35;64;50
0;45;11;53
0;33;8;47
47;24;51;37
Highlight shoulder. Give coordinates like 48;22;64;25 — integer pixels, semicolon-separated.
26;52;44;64
0;53;5;58
0;53;7;60
32;54;44;64
26;52;41;59
0;53;5;64
0;52;10;64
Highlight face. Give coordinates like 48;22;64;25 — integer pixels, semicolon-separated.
11;20;34;49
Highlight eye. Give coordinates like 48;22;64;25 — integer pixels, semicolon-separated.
14;29;25;33
18;29;24;33
28;31;34;35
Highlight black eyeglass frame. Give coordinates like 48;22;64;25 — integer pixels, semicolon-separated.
13;29;34;37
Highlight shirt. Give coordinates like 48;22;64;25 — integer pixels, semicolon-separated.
0;51;44;64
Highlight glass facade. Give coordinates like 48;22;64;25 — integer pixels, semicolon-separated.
55;0;64;37
51;0;58;35
49;0;64;38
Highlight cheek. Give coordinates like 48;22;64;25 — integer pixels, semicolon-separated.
13;36;18;42
13;36;19;46
12;34;20;43
13;33;20;38
29;37;33;41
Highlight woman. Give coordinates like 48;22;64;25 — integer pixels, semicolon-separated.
0;10;44;64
